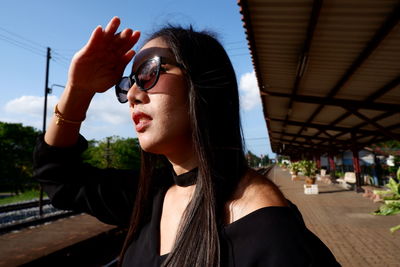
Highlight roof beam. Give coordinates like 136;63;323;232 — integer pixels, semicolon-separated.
313;120;399;150
345;107;400;141
310;76;400;140
271;130;351;145
277;138;349;150
366;75;400;101
320;130;334;138
265;91;400;112
270;118;378;135
292;5;400;144
330;111;398;140
276;136;392;155
279;0;323;141
278;143;331;155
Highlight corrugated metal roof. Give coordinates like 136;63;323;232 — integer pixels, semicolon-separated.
238;0;400;157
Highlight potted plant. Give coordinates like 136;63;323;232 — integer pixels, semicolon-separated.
300;160;317;184
372;166;400;233
289;161;301;180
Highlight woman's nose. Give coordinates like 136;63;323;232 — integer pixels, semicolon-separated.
127;84;148;105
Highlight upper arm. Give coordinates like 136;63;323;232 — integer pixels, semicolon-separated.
222;209;310;267
223;208;340;267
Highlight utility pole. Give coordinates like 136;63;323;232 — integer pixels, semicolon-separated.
39;47;51;216
105;137;112;168
42;47;51;133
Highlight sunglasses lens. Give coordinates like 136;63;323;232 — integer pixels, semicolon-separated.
137;59;159;90
115;57;162;103
115;77;131;103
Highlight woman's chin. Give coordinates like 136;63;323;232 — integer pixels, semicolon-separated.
138;139;162;154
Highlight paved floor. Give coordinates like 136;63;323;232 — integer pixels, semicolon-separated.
0;214;114;266
271;166;400;267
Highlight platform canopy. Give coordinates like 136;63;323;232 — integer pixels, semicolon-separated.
238;0;400;157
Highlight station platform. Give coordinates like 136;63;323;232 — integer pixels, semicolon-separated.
272;166;400;267
0;213;119;266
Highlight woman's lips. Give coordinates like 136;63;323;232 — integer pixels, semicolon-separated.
132;112;153;132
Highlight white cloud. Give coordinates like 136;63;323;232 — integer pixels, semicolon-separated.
1;90;131;137
1;95;59;130
238;71;261;111
87;90;131;125
5;95;58;116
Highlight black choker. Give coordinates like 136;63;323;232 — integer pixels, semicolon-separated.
173;168;198;187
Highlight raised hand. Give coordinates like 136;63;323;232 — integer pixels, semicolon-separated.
67;17;140;95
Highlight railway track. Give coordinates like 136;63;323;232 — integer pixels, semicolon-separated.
0;199;51;213
0;199;78;235
256;166;273;176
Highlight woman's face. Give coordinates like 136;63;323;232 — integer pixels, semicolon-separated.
127;37;192;156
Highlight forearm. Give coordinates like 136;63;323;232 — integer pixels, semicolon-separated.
44;17;138;147
44;84;95;147
33;134;137;226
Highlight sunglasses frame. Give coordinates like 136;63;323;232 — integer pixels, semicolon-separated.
115;56;181;103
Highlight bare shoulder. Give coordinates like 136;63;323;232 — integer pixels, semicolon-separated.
244;168;288;208
225;167;288;224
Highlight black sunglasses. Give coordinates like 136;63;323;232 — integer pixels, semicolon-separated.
115;56;181;103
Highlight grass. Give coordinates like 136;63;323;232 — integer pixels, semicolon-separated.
0;190;45;206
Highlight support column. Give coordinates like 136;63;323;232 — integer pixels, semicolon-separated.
328;152;336;176
351;132;364;192
314;152;321;169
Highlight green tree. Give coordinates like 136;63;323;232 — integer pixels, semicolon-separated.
0;122;40;194
82;136;141;170
246;151;261;168
260;154;270;166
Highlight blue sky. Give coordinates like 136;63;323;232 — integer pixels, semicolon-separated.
0;0;274;158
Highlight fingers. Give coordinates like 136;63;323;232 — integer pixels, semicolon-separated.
118;28;133;46
104;16;121;38
86;17;138;50
131;31;141;45
122;50;136;66
114;49;136;77
114;31;139;77
118;30;140;55
85;25;103;51
79;18;139;73
103;17;139;54
120;28;132;38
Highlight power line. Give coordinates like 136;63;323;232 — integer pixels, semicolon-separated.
52;48;78;52
0;26;75;64
52;55;71;66
51;49;74;70
226;46;248;51
224;40;245;45
52;50;72;62
0;26;47;58
51;58;69;69
0;26;46;50
0;34;45;57
229;53;249;57
0;32;44;53
244;137;269;140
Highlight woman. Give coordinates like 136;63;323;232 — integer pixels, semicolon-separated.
34;17;340;266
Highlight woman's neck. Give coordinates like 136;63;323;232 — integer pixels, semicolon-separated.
169;157;198;175
167;154;198;191
165;144;198;175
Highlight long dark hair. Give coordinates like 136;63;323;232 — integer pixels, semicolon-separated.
120;26;247;266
